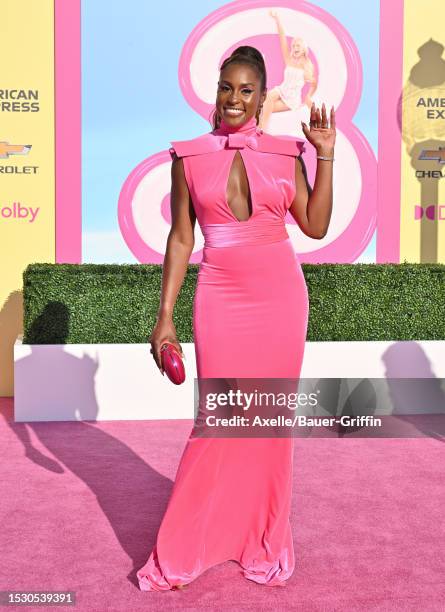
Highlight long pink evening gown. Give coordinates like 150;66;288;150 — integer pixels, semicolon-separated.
137;115;309;590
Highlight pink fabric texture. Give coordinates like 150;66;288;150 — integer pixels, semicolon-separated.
137;116;309;590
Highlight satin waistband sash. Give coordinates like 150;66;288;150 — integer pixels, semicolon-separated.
201;218;289;247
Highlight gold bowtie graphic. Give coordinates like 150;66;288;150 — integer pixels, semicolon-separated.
418;147;445;164
0;142;32;159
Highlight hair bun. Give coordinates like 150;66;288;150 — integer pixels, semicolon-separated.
231;46;265;65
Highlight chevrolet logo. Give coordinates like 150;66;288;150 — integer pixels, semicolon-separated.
0;142;32;159
418;147;445;164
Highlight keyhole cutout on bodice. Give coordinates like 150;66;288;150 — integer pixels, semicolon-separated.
225;151;253;222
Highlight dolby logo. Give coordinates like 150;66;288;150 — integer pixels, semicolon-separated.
414;205;445;220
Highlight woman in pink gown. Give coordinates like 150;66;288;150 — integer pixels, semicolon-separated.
137;46;335;591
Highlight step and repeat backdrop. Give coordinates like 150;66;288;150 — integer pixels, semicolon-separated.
1;0;444;394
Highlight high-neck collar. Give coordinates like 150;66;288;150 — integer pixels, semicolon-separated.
214;115;259;136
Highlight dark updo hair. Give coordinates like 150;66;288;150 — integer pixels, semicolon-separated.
211;46;267;130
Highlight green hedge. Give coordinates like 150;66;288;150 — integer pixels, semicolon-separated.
22;262;445;344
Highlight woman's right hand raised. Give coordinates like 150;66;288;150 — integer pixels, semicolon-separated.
149;317;184;375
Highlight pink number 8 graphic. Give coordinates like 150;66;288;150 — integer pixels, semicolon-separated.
118;0;376;264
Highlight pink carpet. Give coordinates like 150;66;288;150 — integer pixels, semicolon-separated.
1;397;444;611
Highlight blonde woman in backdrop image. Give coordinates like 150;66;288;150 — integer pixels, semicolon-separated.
259;9;318;131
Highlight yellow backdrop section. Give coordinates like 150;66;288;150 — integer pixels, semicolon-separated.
0;1;55;395
400;0;445;263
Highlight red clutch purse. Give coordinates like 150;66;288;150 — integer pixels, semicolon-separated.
160;342;186;385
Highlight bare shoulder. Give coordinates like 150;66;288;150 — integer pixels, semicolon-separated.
170;154;187;188
294;152;312;195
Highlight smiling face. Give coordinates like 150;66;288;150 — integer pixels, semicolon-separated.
216;63;266;127
291;37;305;59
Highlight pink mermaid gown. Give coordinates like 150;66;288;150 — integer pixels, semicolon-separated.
137;115;309;590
